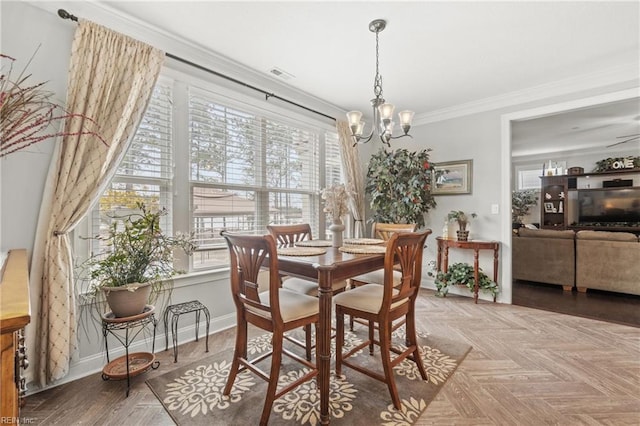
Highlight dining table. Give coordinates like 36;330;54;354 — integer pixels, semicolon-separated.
276;245;386;425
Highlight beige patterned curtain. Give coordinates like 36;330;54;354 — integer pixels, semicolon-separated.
336;121;366;238
31;20;164;386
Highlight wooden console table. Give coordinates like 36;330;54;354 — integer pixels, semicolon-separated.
436;237;500;303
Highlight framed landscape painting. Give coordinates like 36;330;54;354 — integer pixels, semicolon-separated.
432;160;473;195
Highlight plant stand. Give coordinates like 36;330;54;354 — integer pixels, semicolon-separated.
101;305;159;397
436;237;500;303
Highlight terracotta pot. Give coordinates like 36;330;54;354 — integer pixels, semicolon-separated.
103;282;152;318
456;230;470;241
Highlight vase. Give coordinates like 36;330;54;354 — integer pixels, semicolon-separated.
329;218;345;247
456;230;469;241
103;282;152;318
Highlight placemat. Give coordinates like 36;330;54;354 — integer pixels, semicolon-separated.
294;240;333;247
343;238;385;245
277;247;327;256
339;245;387;254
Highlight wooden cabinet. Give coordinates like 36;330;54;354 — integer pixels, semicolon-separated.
540;175;568;229
0;250;31;424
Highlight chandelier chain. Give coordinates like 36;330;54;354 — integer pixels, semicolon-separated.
373;29;383;100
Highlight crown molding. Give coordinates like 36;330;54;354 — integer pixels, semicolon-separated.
413;62;640;126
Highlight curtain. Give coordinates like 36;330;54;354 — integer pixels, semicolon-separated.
336;121;366;238
29;19;164;386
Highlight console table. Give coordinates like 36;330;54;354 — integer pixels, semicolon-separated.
436;237;500;303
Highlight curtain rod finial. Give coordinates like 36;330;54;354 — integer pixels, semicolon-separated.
58;9;78;22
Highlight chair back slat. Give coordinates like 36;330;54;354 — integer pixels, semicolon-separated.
222;231;282;321
383;230;431;308
267;223;313;247
372;222;417;241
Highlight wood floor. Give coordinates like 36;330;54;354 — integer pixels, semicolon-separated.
22;289;640;425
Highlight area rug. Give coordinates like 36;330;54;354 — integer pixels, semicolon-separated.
147;326;471;425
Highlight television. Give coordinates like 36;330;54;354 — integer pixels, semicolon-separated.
577;187;640;225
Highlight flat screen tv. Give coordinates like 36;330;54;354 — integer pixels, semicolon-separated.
578;187;640;224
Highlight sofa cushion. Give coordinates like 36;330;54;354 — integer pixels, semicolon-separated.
517;228;575;239
576;230;638;242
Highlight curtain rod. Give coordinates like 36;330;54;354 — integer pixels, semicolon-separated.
57;9;336;122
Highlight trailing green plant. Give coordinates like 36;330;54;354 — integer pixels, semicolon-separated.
447;210;477;230
434;262;498;298
366;148;437;228
79;202;196;292
511;189;538;224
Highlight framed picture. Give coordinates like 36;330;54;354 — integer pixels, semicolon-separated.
544;202;555;213
432;160;473;195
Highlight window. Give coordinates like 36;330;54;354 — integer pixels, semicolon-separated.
515;165;543;190
92;71;339;272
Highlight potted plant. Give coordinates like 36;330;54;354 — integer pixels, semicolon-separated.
434;262;498;298
81;203;196;318
447;210;477;241
366;148;437;228
512;189;538;228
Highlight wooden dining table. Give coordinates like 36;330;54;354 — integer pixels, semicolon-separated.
276;246;386;425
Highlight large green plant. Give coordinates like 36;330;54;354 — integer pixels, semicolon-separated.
434;262;498;298
366;148;437;228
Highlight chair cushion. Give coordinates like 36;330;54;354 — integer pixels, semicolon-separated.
283;277;348;296
248;289;319;322
350;269;401;286
333;284;405;314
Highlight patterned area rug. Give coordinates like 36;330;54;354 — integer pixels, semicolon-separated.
146;326;471;425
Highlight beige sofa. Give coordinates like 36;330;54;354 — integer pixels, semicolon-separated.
512;228;576;290
575;230;640;296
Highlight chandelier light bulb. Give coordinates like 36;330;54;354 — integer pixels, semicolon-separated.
398;110;415;132
378;103;395;121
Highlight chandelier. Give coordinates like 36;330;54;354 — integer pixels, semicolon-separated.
347;19;414;147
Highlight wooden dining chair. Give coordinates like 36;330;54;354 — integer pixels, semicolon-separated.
349;222;417;331
221;231;319;425
267;223;348;359
267;223;348;297
334;230;431;410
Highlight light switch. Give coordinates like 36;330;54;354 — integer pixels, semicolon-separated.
491;204;499;214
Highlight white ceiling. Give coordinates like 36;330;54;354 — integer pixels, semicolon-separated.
96;1;640;156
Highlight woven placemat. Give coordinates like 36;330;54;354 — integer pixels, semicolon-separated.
339;245;387;254
277;247;327;256
343;238;385;245
295;240;332;247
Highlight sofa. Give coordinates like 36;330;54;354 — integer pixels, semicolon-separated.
512;228;576;290
575;230;640;296
513;227;640;296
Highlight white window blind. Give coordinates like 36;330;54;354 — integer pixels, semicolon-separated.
91;81;173;253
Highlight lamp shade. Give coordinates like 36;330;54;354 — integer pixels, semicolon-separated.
398;110;415;126
378;103;395;121
346;111;363;127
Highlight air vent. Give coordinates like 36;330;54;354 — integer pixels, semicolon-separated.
268;67;294;81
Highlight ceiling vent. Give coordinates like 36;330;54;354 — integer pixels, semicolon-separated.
268;67;294;80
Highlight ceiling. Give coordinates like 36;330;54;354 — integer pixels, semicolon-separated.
95;1;639;156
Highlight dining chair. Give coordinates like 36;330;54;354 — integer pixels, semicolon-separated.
349;222;417;331
221;231;319;425
267;223;348;297
267;223;349;359
334;230;431;410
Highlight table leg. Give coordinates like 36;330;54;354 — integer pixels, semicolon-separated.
317;268;334;425
443;246;450;273
473;249;480;304
493;245;499;302
436;240;443;272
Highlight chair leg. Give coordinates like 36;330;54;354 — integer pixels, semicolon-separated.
405;313;428;381
260;330;284;426
379;321;402;410
368;320;375;355
304;324;312;361
336;309;345;376
223;318;247;396
349;315;354;331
